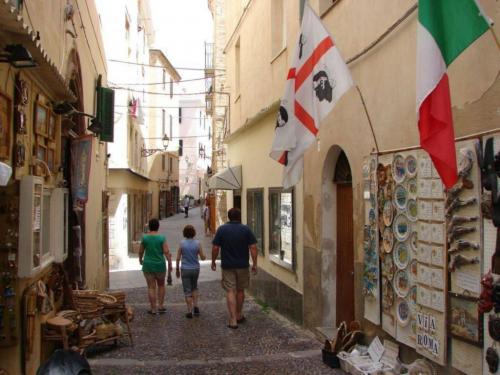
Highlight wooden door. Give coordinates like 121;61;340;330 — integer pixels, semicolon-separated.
336;183;354;326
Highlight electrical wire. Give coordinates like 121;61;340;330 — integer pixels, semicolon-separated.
74;0;99;74
112;86;222;96
114;104;227;109
109;59;226;71
109;74;225;85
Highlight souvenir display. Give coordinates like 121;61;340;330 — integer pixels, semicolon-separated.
410;231;418;257
394;269;410;298
409;259;418;283
392;154;406;183
382;254;395;280
393;214;410;242
394;184;408;210
407;199;418;221
408;177;418;197
382;277;395;308
409;285;418;311
383;200;394;226
369;208;376;225
383;227;394;253
405;155;417;177
397;299;411;327
393;242;410;270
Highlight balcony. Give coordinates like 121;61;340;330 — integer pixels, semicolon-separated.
204;42;215;76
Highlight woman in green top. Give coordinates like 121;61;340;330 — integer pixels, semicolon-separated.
139;218;172;314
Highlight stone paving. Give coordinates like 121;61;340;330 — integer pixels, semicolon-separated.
89;209;344;374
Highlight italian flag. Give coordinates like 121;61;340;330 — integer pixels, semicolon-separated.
417;0;490;188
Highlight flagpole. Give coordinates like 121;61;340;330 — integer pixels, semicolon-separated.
355;85;379;153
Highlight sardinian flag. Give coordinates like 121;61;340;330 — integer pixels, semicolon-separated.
270;3;353;189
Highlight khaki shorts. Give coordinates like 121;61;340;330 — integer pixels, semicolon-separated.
221;268;250;291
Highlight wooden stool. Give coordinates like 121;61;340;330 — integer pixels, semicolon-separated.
45;316;73;350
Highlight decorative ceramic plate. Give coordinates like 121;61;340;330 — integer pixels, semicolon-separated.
392;154;406;183
407;199;418;221
382;227;394;253
405;155;417;177
382;277;395;308
394;269;410;298
382;253;395;280
393;214;410;242
407;177;418;197
369;208;376;225
396;298;410;327
408;285;417;312
393;242;410;270
409;259;418;283
410;231;418;257
383;200;394;226
394;184;408;210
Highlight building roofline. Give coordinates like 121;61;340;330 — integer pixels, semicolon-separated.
149;49;182;81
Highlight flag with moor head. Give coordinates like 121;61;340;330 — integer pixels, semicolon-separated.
270;3;353;189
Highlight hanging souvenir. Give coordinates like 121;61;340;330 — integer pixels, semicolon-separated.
382;277;395;308
486;346;499;373
405;155;417;177
393;214;410;242
362;162;370;179
408;285;418;311
396;299;411;326
410;231;418;257
368;208;376;225
382;254;395;280
407;177;418;197
394;185;408;210
407;199;418;221
15;141;25;167
382;227;394;253
394;269;410;298
409;259;418;283
392;154;406;183
383;200;394;226
377;163;388;187
393;242;410;270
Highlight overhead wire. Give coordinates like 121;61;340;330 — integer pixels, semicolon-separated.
109;59;226;71
109;74;225;85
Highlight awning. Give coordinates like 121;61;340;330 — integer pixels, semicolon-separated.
208;165;242;190
0;1;76;101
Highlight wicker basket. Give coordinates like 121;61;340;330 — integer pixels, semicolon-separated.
95;323;116;340
97;294;118;306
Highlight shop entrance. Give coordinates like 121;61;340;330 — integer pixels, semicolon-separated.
334;151;354;326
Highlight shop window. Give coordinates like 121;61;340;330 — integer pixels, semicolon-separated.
34;100;59;175
269;188;294;268
247;189;264;255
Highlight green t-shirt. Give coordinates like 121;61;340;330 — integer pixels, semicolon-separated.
141;234;167;273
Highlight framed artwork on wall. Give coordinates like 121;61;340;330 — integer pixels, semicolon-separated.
449;293;482;346
0;92;12;159
34;142;47;176
34;102;48;136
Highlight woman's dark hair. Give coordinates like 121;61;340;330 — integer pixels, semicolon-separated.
148;218;160;231
228;208;241;222
183;225;196;238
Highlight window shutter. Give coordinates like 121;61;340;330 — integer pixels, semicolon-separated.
97;87;115;142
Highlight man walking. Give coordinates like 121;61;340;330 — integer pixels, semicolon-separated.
211;208;257;329
183;195;190;218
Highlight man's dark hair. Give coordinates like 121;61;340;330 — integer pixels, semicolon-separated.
148;218;160;231
228;208;241;222
183;225;196;239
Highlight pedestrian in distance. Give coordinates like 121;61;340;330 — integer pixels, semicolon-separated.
183;195;190;218
139;218;172;315
211;208;258;329
176;225;207;318
203;203;211;236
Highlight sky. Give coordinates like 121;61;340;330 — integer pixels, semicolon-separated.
150;0;214;95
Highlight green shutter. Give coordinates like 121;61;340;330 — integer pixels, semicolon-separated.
97;87;115;142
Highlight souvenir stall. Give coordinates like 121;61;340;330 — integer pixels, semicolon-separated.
359;135;500;374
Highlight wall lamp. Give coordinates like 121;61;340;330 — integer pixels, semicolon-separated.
141;134;169;157
0;44;37;68
52;101;103;136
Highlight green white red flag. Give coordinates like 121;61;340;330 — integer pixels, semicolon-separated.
417;0;490;188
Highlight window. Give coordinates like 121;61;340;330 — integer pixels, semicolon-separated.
162;155;166;171
247;189;264;254
169;157;173;172
169;114;173;137
162;109;166;136
271;0;286;57
34;101;59;175
269;188;294;268
179;107;182;123
235;38;241;95
162;69;166;90
169;78;173;98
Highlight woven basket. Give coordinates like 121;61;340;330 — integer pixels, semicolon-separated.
96;323;116;339
97;294;118;305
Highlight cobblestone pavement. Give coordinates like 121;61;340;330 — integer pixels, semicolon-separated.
87;280;344;374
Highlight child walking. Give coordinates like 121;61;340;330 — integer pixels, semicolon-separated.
176;225;206;318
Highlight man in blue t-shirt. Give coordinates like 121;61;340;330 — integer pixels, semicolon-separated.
211;208;258;329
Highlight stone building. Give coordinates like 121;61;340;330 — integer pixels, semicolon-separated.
0;0;110;373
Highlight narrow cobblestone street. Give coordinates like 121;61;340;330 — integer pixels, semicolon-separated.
88;208;343;374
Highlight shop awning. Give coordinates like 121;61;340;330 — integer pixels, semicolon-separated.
0;1;76;101
208;165;242;190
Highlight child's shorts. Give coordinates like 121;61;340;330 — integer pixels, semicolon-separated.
181;268;200;296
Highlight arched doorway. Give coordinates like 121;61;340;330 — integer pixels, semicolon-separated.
333;151;354;326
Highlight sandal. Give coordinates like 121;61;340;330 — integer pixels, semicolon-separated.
185;312;193;319
237;316;246;324
158;307;167;314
